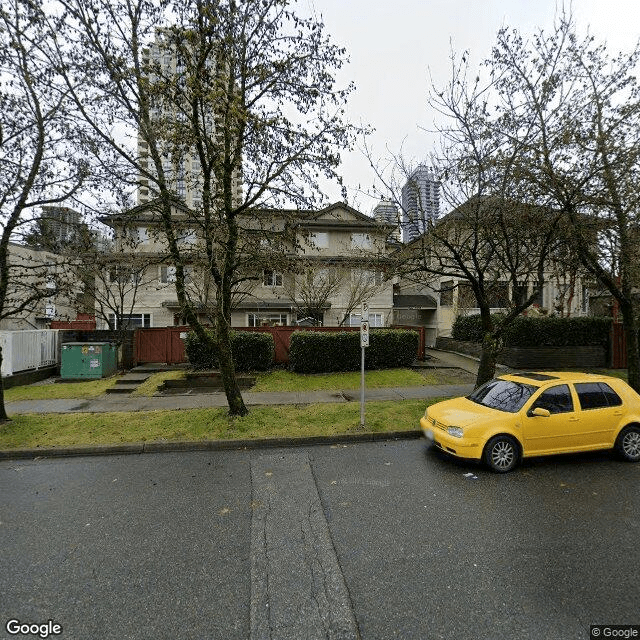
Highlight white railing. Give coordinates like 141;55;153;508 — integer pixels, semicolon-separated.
0;330;59;377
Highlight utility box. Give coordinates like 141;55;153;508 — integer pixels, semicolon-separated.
60;342;118;379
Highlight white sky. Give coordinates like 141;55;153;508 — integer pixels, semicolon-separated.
306;0;640;213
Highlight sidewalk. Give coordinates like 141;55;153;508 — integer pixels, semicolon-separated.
5;383;475;415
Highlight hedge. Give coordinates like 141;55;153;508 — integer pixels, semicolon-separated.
289;329;419;373
451;314;611;347
185;330;274;371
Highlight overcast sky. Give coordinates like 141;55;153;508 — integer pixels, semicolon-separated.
305;0;640;213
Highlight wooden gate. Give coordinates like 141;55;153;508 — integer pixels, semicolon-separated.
136;327;189;364
611;323;626;369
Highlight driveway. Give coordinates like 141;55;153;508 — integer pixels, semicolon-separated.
1;441;638;639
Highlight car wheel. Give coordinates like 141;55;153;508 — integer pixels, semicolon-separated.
615;425;640;462
483;435;520;473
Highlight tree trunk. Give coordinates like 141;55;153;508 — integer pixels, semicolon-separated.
476;332;499;388
215;314;248;417
619;302;640;393
0;346;9;422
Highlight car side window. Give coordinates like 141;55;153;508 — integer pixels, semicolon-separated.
599;383;623;407
531;384;574;414
575;382;623;409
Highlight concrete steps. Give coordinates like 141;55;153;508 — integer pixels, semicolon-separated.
159;371;255;393
105;373;151;395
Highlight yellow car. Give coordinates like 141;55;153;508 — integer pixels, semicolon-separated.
420;372;640;472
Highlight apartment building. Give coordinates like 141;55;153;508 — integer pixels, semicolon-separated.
0;243;81;330
97;200;396;329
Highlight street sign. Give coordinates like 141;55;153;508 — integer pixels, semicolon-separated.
361;302;369;322
360;320;369;347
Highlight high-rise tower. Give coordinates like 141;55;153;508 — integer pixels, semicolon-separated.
137;34;242;209
400;165;440;243
372;199;401;243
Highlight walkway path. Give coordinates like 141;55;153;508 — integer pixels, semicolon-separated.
5;383;474;415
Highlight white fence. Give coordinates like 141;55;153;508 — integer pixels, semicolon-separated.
0;330;59;377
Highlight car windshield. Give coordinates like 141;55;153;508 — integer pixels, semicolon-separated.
467;379;537;413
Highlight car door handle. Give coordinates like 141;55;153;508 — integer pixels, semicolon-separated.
568;417;579;422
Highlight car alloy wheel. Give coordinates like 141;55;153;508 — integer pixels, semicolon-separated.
617;426;640;462
484;436;520;473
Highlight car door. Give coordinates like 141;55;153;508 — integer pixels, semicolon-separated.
522;384;581;455
572;382;624;448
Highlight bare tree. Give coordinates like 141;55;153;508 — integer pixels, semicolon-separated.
369;49;564;386
0;0;86;421
283;264;344;325
486;15;640;390
338;267;387;326
58;0;359;415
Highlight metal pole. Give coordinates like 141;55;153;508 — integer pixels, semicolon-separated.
360;345;365;428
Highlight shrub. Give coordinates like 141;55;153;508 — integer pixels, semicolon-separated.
289;329;419;373
185;330;274;371
451;314;611;347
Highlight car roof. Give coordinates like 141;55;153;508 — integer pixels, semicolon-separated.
499;371;620;388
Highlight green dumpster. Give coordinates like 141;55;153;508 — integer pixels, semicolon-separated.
60;342;118;379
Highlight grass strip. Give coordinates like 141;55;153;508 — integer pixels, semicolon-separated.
0;399;437;450
3;377;120;402
252;368;439;392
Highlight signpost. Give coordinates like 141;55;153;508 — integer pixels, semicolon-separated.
360;303;369;428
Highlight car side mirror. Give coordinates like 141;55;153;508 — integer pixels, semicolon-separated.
528;407;551;418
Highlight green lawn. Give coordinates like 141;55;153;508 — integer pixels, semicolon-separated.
252;368;450;391
3;376;120;402
0;399;435;450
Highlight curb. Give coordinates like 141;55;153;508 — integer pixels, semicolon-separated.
0;430;424;461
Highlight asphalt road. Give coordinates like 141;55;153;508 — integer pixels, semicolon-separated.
1;440;639;640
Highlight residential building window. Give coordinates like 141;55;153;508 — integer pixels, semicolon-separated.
351;233;372;250
513;282;529;307
178;228;197;246
108;313;151;328
488;282;509;308
161;266;176;283
311;268;331;287
263;269;283;287
309;232;329;248
109;266;141;284
161;266;192;283
349;313;383;327
137;227;149;243
457;282;476;308
440;280;454;306
248;313;288;327
352;269;384;286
